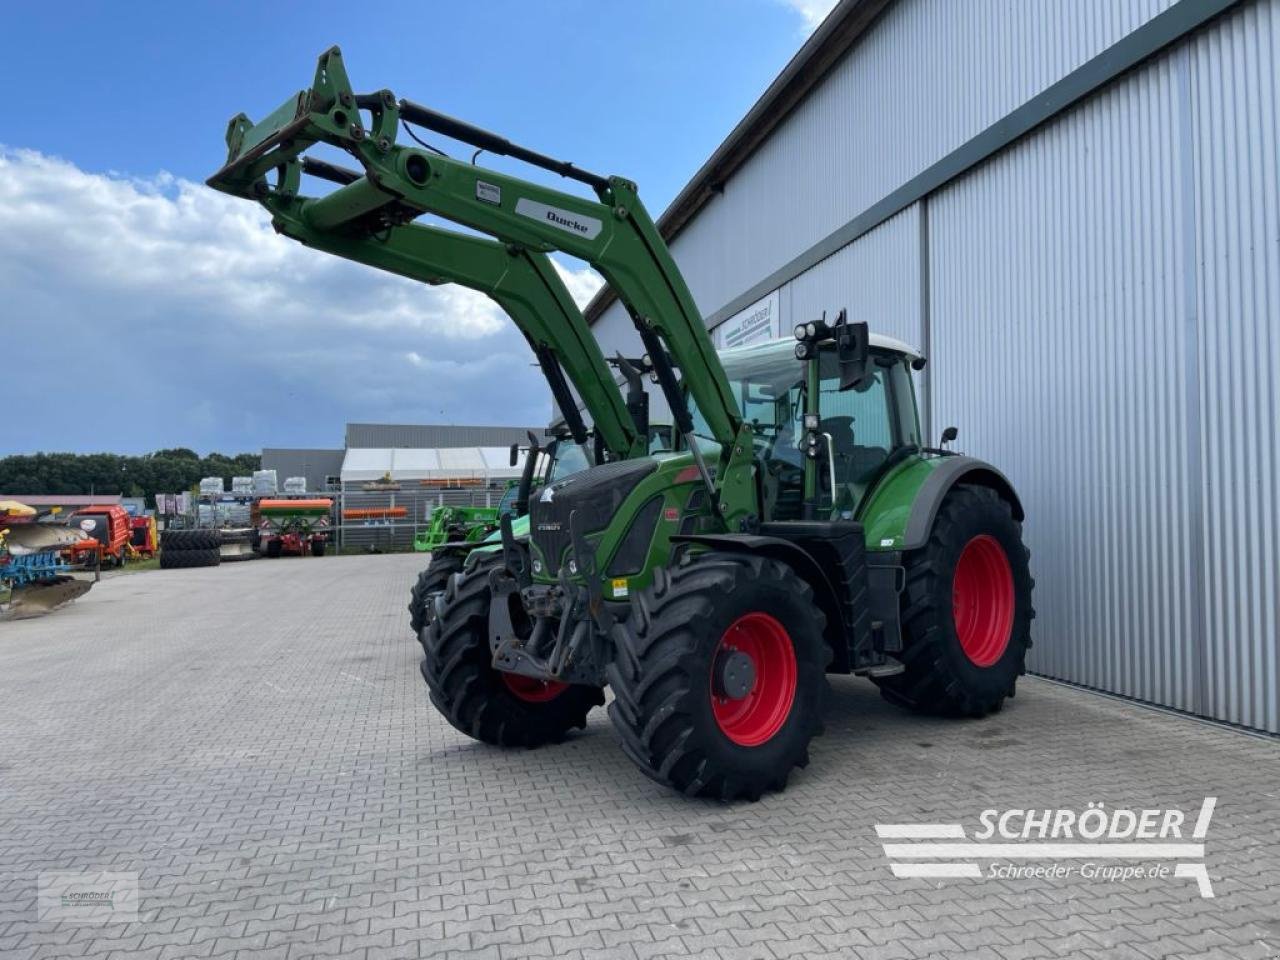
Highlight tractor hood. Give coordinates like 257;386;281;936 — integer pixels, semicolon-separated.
527;452;712;594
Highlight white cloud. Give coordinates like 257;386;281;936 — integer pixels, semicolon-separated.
0;148;560;453
0;147;507;340
778;0;838;32
552;258;605;309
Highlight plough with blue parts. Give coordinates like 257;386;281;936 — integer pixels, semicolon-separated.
1;505;96;619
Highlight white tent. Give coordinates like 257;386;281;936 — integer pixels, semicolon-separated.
339;446;530;484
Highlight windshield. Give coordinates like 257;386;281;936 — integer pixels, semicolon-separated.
547;441;590;483
688;341;805;462
496;483;519;517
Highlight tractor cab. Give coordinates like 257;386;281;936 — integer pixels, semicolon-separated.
689;331;923;524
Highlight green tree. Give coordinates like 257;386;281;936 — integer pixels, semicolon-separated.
0;450;262;505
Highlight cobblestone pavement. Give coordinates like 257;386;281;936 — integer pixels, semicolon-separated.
1;553;1277;960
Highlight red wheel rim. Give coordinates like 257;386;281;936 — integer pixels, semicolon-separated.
710;612;797;747
501;673;568;703
952;534;1015;667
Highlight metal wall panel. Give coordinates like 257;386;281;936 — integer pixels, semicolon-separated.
586;0;1277;733
780;204;923;351
1189;0;1280;732
928;52;1202;715
590;205;924;375
668;0;1176;319
260;448;345;493
589;300;644;377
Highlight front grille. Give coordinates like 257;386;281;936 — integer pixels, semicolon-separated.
606;496;663;577
530;458;658;576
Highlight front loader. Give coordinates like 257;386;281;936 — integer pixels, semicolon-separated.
222;111;649;639
211;48;1035;800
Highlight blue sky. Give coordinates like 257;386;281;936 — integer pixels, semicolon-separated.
0;0;831;455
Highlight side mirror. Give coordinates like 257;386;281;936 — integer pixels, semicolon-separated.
836;318;871;391
941;426;958;447
509;442;519;467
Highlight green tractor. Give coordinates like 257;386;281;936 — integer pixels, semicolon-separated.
413;503;502;554
210;48;1034;800
407;432;591;636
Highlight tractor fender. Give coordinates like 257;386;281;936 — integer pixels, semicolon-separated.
669;533;848;662
901;456;1024;551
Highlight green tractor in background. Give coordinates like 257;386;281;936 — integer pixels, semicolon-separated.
413;504;503;555
406;435;589;636
211;48;1035;801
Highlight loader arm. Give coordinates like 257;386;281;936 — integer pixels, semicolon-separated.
207;46;753;515
264;164;642;460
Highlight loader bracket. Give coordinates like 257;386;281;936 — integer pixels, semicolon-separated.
207;46;400;202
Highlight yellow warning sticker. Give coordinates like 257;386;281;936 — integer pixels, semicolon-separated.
611;578;629;598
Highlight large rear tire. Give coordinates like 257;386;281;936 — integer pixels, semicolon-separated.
873;485;1034;716
408;552;465;638
421;554;603;747
608;553;830;801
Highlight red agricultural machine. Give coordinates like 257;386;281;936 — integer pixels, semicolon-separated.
253;498;333;557
64;505;132;568
129;514;158;558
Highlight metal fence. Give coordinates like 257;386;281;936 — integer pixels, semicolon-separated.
332;482;508;552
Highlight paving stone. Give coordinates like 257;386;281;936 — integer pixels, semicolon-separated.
0;554;1274;960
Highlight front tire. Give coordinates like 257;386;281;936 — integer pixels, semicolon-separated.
421;554;603;747
873;485;1034;716
608;553;830;801
407;552;465;637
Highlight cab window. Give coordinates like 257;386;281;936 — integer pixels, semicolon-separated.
547;441;589;483
817;351;918;515
496;484;520;517
689;347;806;519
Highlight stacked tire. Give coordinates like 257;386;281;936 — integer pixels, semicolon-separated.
159;529;222;569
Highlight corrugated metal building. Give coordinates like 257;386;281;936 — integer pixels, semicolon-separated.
259;448;346;493
587;0;1278;733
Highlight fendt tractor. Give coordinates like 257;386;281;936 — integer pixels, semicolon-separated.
211;48;1035;800
408;429;585;636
